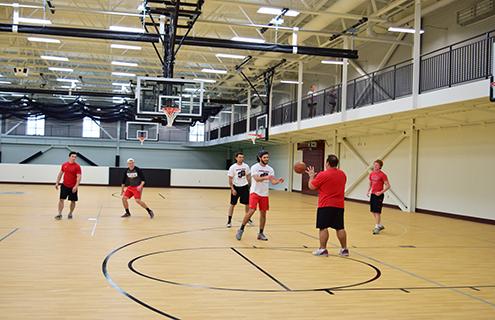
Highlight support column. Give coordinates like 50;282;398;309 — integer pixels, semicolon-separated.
115;121;121;167
230;105;234;137
341;38;349;121
412;0;421;108
268;82;274;129
296;61;303;129
246;88;251;132
332;129;338;155
206;119;211;141
287;140;294;192
408;119;418;212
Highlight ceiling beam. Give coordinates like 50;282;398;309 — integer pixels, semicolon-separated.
0;24;359;58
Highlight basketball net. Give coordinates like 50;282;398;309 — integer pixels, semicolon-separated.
161;106;181;127
137;136;145;145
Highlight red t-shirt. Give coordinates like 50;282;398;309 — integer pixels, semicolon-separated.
310;168;346;208
61;162;82;188
369;170;388;194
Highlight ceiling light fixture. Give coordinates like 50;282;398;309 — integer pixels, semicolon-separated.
215;53;246;59
231;36;265;44
201;68;227;74
28;37;60;43
388;27;424;34
41;55;69;61
110;44;142;50
111;61;138;67
257;7;299;17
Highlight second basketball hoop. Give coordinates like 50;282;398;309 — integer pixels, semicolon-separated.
160;95;182;127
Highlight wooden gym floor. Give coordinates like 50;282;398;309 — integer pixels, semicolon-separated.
0;184;494;319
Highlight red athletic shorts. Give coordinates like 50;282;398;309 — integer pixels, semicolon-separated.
249;193;269;211
124;186;142;199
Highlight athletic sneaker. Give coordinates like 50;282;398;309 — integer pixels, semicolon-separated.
248;219;254;225
121;212;131;218
312;248;329;256
148;210;154;219
54;214;62;220
339;248;350;257
226;223;232;228
68;213;73;219
236;229;244;240
373;225;385;234
257;233;268;241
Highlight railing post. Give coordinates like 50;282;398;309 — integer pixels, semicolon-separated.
486;32;491;79
323;89;327;115
448;45;453;87
393;65;397;99
353;79;356;108
371;72;375;105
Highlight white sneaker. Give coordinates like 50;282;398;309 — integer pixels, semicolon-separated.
226;223;232;228
312;248;329;256
339;248;349;257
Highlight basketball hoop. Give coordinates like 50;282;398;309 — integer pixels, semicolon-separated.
248;133;262;144
161;106;181;127
136;130;148;145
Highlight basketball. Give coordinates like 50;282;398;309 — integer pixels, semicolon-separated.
293;161;306;174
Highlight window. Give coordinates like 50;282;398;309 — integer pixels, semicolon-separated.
189;122;204;142
82;117;100;138
26;115;45;136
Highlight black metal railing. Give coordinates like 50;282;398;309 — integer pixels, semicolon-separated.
207;29;494;141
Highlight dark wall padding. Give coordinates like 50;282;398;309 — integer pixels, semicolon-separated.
109;167;171;187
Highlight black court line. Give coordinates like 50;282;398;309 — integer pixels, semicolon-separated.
0;228;19;242
128;247;381;293
102;229;225;320
336;284;495;292
158;193;166;199
298;232;495;308
325;289;334;295
231;248;291;291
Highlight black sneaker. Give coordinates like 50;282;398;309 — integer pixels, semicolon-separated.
54;214;62;220
121;212;131;218
68;213;73;219
148;210;154;219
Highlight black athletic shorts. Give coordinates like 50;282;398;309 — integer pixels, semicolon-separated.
316;206;344;230
370;194;384;213
230;185;249;205
60;184;78;201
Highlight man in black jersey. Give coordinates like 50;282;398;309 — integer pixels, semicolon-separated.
121;158;154;218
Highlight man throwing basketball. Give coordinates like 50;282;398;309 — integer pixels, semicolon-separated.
236;150;284;241
227;152;251;228
367;159;390;234
55;151;81;220
306;154;349;257
121;158;154;219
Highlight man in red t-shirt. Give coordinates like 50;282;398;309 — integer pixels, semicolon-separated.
367;159;390;235
54;151;82;220
306;154;349;257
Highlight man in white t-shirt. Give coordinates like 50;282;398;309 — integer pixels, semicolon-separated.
236;150;284;241
227;152;251;228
